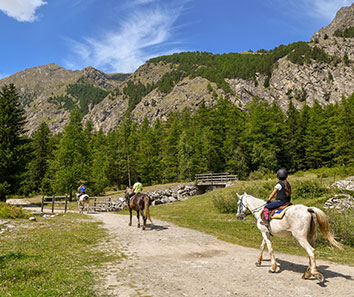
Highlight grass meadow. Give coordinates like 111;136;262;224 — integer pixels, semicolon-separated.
0;211;122;297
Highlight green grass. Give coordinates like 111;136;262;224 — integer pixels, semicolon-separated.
0;213;122;296
148;176;354;265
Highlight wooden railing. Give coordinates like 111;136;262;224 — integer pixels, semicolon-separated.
195;172;238;186
41;195;68;213
89;196;113;212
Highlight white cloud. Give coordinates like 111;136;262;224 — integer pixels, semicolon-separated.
0;0;47;22
67;1;188;73
308;0;352;21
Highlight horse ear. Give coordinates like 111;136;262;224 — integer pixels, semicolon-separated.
236;193;241;199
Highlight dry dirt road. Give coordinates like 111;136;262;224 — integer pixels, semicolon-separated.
92;212;354;297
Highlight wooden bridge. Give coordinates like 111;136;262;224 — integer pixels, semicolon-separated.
195;173;238;189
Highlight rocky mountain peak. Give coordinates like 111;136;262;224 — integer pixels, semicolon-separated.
312;2;354;40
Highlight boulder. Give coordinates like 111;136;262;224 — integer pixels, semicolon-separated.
332;176;354;191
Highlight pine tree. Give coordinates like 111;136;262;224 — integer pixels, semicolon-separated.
22;122;52;195
161;113;181;182
89;129;109;195
283;101;300;170
335;94;354;165
0;84;28;201
51;109;90;198
304;102;330;169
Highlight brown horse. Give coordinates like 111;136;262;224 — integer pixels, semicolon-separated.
125;188;153;230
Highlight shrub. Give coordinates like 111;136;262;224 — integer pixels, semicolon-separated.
317;208;354;247
0;202;29;219
212;192;237;213
292;181;328;199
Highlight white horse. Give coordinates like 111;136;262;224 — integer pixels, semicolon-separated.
76;193;90;213
236;193;343;282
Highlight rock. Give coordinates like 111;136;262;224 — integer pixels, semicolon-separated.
29;216;36;221
0;220;10;226
332;176;354;191
324;193;354;211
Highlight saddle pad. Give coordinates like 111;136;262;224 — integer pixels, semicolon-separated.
271;206;293;219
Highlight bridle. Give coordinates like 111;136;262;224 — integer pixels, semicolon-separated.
237;194;266;219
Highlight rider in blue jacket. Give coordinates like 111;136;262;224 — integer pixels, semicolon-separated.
78;184;86;198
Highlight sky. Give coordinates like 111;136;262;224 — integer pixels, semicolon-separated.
0;0;352;78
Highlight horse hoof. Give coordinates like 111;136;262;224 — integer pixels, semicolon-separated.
255;262;261;267
268;268;276;273
315;273;324;283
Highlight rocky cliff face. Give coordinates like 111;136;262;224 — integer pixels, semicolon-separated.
0;64;126;135
1;4;354;135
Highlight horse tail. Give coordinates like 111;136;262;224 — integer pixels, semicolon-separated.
308;207;343;250
144;195;153;225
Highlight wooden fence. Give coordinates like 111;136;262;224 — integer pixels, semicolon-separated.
88;196;113;212
195;172;238;187
41;195;68;213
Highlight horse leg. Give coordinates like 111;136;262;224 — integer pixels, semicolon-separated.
136;210;140;228
294;235;322;281
140;207;146;230
261;231;277;273
256;239;266;266
128;207;132;226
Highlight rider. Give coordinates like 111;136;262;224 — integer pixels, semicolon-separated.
261;169;291;226
129;177;143;199
78;184;86;198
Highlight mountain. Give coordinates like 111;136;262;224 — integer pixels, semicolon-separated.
1;3;354;135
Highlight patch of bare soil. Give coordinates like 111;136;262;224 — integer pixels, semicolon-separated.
92;213;354;297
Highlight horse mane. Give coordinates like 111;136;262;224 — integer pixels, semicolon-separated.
243;193;266;205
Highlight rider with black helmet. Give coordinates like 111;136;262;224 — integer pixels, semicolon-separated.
261;169;292;227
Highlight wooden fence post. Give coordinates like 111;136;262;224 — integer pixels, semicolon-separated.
51;195;55;213
64;194;68;213
41;196;44;212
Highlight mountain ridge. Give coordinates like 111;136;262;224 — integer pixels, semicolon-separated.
1;3;354;135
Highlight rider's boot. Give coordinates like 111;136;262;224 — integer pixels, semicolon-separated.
261;208;270;227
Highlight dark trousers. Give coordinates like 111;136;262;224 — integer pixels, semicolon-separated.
265;200;284;210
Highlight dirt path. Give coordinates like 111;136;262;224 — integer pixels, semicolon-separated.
91;213;354;297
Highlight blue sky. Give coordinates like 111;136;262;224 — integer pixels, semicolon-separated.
0;0;352;78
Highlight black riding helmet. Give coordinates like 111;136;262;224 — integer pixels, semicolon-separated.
277;169;288;180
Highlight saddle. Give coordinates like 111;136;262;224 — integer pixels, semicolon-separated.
261;202;293;221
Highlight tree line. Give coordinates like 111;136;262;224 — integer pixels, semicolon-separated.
1;83;354;200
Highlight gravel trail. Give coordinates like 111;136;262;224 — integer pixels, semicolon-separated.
92;213;354;297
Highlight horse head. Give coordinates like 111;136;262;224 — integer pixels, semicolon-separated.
236;192;250;220
124;187;132;202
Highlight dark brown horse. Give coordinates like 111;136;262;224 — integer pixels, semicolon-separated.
125;188;153;230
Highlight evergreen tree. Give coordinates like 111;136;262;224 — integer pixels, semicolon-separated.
294;105;310;170
284;101;300;170
304;102;330;169
51;109;90;198
0;84;28;201
161;113;182;182
135;118;162;184
335;94;354;165
22;122;52;195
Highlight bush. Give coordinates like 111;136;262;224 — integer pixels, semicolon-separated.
317;208;354;247
212;192;237;213
292;181;328;199
308;166;354;179
0;202;29;219
248;169;274;181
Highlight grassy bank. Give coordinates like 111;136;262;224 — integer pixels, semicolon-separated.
148;174;354;265
0;213;122;296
